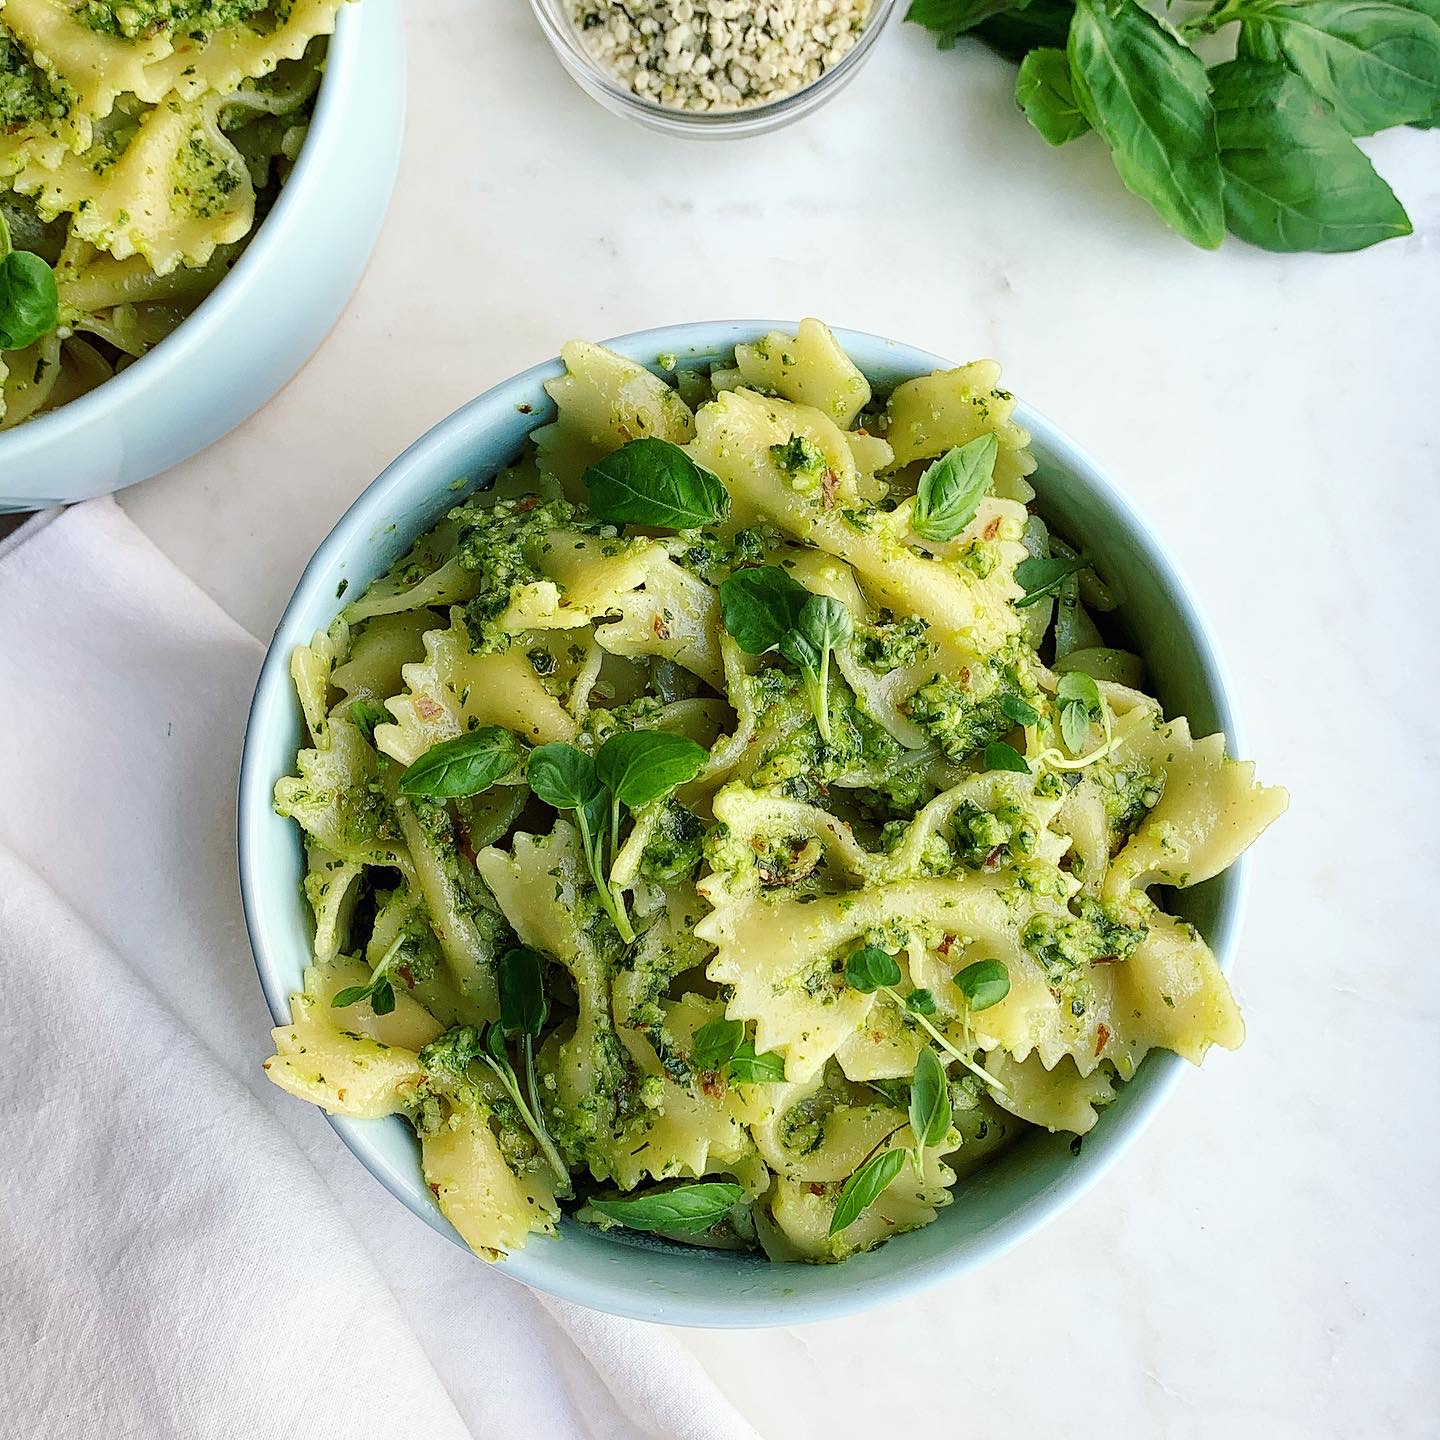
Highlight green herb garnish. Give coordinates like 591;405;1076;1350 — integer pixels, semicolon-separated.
0;213;58;352
1014;554;1090;608
953;958;1012;1011
528;731;706;944
844;944;903;992
331;931;413;1015
589;1181;744;1235
911;433;998;542
999;694;1041;727
829;1148;907;1236
984;740;1031;773
1056;670;1103;755
582;438;729;529
398;725;523;799
690;1016;787;1083
719;567;852;743
907;1046;951;1176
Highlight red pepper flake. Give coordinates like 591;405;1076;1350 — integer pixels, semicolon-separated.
701;1074;725;1099
1091;955;1119;966
414;695;444;721
515;495;538;513
809;1183;826;1197
982;846;1004;872
396;964;415;989
937;934;956;956
336;1087;348;1102
1094;1023;1111;1056
983;515;1001;541
428;1182;442;1198
821;469;839;510
652;615;672;640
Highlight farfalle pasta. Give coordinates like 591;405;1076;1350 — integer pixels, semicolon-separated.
0;0;346;426
264;320;1286;1263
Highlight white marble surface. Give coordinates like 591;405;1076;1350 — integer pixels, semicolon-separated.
116;4;1440;1435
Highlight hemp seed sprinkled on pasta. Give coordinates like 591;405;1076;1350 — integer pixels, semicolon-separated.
571;0;873;112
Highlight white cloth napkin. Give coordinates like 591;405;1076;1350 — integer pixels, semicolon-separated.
0;499;759;1440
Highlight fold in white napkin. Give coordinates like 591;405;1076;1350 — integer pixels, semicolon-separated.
0;499;758;1440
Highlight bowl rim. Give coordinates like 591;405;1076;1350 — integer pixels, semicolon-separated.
526;0;901;132
239;319;1251;1326
0;1;371;454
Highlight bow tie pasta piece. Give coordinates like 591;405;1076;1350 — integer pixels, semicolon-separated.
374;613;580;766
731;317;873;429
535;340;696;498
982;1051;1119;1135
880;359;1038;500
594;552;726;693
15;91;255;272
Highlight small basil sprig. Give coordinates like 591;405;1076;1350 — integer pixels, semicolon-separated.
1000;694;1041;727
421;1021;571;1192
719;567;852;743
331;930;412;1015
907;1046;952;1176
911;433;999;542
582;438;729;530
588;1181;744;1235
0;213;59;352
399;725;523;799
348;700;388;746
829;1147;907;1236
844;943;1010;1096
529;731;706;944
1056;670;1104;754
953;958;1012;1012
1014;554;1090;608
984;740;1031;774
690;1017;787;1084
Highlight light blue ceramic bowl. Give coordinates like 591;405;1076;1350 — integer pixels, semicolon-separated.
0;0;405;513
239;321;1250;1327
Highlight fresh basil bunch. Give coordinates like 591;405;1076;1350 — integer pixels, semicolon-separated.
909;0;1438;252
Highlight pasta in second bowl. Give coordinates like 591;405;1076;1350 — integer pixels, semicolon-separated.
0;0;403;512
240;319;1284;1325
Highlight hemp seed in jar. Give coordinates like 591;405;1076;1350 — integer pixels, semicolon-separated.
572;0;874;112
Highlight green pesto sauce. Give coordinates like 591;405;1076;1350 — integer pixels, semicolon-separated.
454;496;576;654
75;0;269;42
1021;898;1148;1013
904;650;1036;763
173;127;245;221
0;36;72;129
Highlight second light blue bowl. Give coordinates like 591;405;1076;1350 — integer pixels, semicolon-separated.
239;321;1249;1326
0;0;405;512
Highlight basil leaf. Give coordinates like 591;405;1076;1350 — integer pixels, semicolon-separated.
1000;694;1041;727
1212;61;1413;252
348;700;388;746
595;730;707;810
331;984;375;1009
398;725;522;799
727;1044;787;1083
828;1148;907;1235
1236;0;1440;136
0;249;58;351
796;593;852;652
370;978;397;1016
1016;47;1093;145
845;944;903;993
1068;0;1225;250
589;1181;744;1235
1014;554;1090;606
970;0;1076;59
906;0;1021;43
777;625;821;673
906;988;939;1016
1060;700;1092;753
499;946;549;1039
484;1020;511;1068
719;565;811;654
582;438;728;530
909;1047;952;1151
1057;670;1103;713
912;434;999;541
691;1017;744;1072
528;742;602;810
954;958;1012;1010
984;740;1031;773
